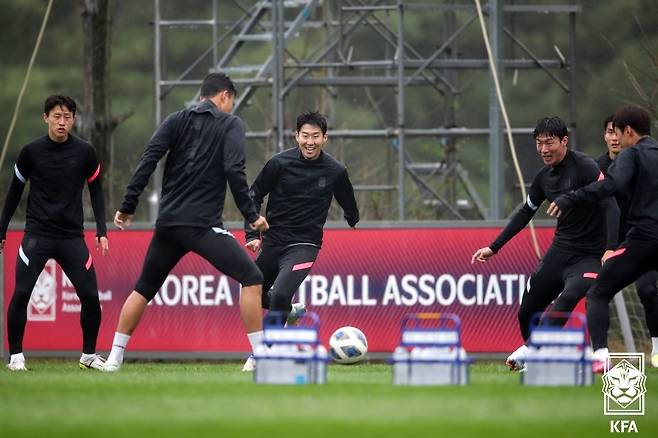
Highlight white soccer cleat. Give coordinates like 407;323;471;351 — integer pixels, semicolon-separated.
6;360;27;371
103;360;122;372
241;354;256;372
506;345;528;372
79;355;107;370
651;353;658;368
286;302;306;326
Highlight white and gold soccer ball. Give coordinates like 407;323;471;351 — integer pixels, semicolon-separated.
328;326;368;364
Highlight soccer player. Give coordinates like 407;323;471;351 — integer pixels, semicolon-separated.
595;114;658;361
471;116;619;372
242;111;359;372
103;73;268;371
549;106;658;370
0;95;109;371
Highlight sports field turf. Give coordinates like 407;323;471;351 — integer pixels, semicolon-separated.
1;360;656;437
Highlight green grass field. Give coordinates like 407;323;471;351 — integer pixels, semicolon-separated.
1;360;656;437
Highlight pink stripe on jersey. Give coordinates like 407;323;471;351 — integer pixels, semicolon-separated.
85;254;93;270
292;262;314;271
582;272;598;279
597;171;605;181
87;164;101;183
607;248;627;259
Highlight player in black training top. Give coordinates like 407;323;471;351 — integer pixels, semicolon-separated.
595;114;658;363
103;73;268;372
549;107;658;370
0;95;108;371
242;111;359;371
471;117;619;372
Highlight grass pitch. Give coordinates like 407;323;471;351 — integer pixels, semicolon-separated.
1;360;656;437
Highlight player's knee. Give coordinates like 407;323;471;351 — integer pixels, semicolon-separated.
270;292;292;312
241;264;263;287
636;283;658;303
78;291;100;306
586;286;610;302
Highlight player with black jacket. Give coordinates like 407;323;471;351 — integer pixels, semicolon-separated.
471;117;619;372
242;111;359;372
0;95;108;371
549;106;658;370
104;73;268;372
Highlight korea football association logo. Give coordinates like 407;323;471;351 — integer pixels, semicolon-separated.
27;259;57;321
602;353;646;416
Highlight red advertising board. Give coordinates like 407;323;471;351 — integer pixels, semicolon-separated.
2;227;554;354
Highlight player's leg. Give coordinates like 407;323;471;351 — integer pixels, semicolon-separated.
587;242;654;371
186;227;264;369
6;234;52;370
54;237;105;369
267;245;319;326
104;227;186;371
254;245;279;310
634;270;658;365
507;247;564;371
544;254;600;327
518;248;565;341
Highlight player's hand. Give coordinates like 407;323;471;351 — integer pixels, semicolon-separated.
250;215;269;233
114;211;133;230
0;239;5;254
96;236;109;256
245;239;261;253
601;249;615;265
471;247;495;264
547;201;561;218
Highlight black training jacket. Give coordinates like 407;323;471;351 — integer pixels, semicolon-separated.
490;149;619;256
120;100;258;227
245;147;359;247
557;136;658;241
0;134;106;239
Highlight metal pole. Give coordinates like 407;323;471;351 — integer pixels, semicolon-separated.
568;5;577;149
613;292;637;353
212;0;218;67
151;0;162;223
272;0;285;152
397;0;405;220
487;0;504;219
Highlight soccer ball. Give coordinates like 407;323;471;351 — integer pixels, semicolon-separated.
329;326;368;364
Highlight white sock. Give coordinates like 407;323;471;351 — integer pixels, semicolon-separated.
593;347;609;360
247;330;264;353
652;337;658;355
10;352;25;364
107;332;131;364
80;353;97;363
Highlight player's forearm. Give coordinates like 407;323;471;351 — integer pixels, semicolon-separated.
601;196;620;250
0;176;26;239
88;178;108;237
490;204;535;253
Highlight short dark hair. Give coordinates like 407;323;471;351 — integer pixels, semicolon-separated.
199;72;237;98
533;116;568;140
44;95;76;115
612;106;651;136
296;111;327;134
603;114;614;131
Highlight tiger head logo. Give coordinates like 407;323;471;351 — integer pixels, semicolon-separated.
602;359;647;409
28;260;57;321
